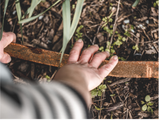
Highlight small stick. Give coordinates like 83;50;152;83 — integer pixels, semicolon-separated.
109;0;121;49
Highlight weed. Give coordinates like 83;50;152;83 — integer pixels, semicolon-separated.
91;84;107;98
124;30;131;37
118;57;126;61
72;4;75;9
132;44;139;51
75;25;84;40
45;75;51;82
110;94;115;97
153;0;159;7
141;95;154;114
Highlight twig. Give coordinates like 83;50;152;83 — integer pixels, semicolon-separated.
107;84;116;103
93;24;102;44
50;69;58;80
84;33;94;45
109;0;121;49
109;78;131;87
98;81;104;119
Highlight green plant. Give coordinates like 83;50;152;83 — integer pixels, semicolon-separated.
0;0;61;41
91;84;107;98
60;0;84;64
0;0;9;40
153;0;159;7
124;30;131;37
75;25;84;40
141;95;154;114
132;0;140;8
132;44;139;51
45;75;51;82
118;57;126;61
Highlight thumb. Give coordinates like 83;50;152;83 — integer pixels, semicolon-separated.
0;52;11;63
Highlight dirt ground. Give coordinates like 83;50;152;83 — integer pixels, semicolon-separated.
1;0;159;119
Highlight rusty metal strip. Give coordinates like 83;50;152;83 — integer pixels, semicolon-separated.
4;43;159;78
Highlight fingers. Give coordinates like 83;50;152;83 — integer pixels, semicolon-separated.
98;55;118;79
0;32;16;63
0;32;16;48
0;52;11;63
89;51;110;68
79;45;99;64
68;39;83;63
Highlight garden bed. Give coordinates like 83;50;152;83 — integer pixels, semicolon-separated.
1;0;159;119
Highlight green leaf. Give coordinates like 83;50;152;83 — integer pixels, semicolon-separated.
28;0;42;18
19;0;61;24
150;108;153;114
95;106;101;111
69;0;84;39
147;102;154;106
145;95;151;102
15;0;21;21
45;75;50;80
98;84;107;92
122;37;126;42
147;106;151;112
110;94;115;97
132;0;140;7
60;0;84;64
111;49;115;54
0;0;9;41
147;106;153;114
97;90;102;96
142;104;147;111
15;0;23;42
141;100;145;105
91;89;98;98
60;0;71;64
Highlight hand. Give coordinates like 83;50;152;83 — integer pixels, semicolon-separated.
0;32;16;63
54;39;118;90
54;39;118;106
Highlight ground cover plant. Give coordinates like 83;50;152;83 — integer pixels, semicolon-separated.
0;0;158;119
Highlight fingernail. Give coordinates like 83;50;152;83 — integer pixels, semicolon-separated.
111;55;118;60
77;39;82;42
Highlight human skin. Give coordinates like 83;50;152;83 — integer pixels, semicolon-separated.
54;39;118;107
0;32;118;107
0;32;16;63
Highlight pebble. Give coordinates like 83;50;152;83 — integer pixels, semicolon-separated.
145;20;149;24
130;29;135;33
123;19;130;24
39;15;44;20
12;10;17;15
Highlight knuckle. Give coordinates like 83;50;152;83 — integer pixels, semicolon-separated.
82;49;91;55
70;49;78;55
94;53;103;58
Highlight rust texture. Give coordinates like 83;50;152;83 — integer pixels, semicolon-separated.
4;43;159;78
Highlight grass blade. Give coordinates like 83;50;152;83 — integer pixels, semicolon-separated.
15;0;21;21
15;0;23;43
28;0;42;18
0;0;9;41
18;0;61;24
69;0;84;39
22;0;42;19
60;0;71;63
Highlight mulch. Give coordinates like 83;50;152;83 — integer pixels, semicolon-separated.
0;0;158;119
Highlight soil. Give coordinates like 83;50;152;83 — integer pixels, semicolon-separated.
0;0;159;119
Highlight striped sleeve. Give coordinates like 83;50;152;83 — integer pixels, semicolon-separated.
0;81;89;119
